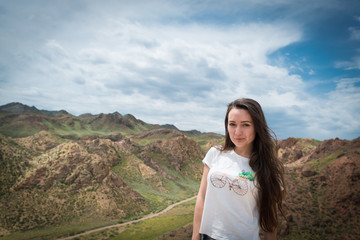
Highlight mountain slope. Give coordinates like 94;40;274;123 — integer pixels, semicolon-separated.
0;135;152;233
0;103;216;238
0;103;155;138
0;127;206;238
277;137;360;239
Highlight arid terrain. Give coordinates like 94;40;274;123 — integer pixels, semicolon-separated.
0;103;359;240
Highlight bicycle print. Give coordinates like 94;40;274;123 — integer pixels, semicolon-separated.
210;172;249;196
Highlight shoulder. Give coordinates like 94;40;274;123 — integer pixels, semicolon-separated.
208;146;221;153
203;147;222;168
206;146;225;157
207;145;236;156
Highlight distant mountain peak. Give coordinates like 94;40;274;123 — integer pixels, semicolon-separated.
124;113;136;119
0;102;71;116
0;102;40;113
161;124;179;131
0;102;211;139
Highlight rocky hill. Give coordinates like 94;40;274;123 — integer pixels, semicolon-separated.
0;103;224;238
0;103;358;240
276;137;360;239
0;130;208;237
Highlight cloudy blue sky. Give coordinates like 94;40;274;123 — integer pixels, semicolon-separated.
0;0;359;140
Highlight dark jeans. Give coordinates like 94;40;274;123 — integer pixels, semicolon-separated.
201;234;216;240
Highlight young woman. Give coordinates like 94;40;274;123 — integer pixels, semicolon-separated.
192;98;285;240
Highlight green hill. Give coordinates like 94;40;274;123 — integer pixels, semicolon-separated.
0;102;223;239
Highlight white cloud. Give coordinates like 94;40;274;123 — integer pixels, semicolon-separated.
0;15;304;132
0;0;359;140
271;78;360;140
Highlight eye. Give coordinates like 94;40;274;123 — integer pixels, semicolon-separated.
229;123;236;126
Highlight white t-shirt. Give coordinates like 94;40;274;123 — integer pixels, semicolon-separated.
199;147;260;240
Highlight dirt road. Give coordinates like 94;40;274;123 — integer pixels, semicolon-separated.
58;195;197;240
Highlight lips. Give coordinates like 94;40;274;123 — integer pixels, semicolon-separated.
235;137;245;141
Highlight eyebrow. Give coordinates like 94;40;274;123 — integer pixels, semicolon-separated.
228;120;252;123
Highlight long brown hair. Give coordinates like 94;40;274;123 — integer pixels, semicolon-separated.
222;98;285;232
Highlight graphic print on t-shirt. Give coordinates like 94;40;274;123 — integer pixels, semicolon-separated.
210;170;253;196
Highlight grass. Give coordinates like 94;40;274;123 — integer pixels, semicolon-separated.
0;218;119;240
112;214;192;240
111;151;199;205
188;133;224;152
77;199;196;240
306;150;343;173
0;126;41;138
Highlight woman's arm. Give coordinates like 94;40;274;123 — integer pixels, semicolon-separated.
263;230;277;240
192;164;210;240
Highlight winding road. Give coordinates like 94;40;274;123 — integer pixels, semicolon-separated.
58;195;197;240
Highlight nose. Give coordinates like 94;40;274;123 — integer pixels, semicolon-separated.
235;126;242;135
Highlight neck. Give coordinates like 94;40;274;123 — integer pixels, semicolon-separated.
234;146;252;158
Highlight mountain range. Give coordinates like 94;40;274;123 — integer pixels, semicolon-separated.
0;102;223;239
0;102;359;240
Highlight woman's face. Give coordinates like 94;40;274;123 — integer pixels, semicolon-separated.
227;108;256;157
